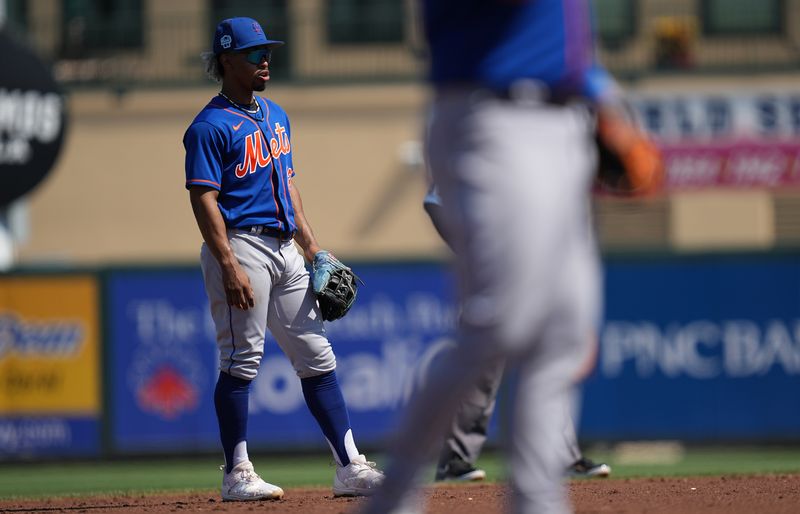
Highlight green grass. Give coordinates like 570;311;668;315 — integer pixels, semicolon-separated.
1;446;799;500
588;446;800;478
476;445;800;480
0;454;337;499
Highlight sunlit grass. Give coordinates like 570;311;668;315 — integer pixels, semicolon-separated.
1;446;799;499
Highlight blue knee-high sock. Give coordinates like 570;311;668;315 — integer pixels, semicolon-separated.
301;370;353;466
214;371;251;473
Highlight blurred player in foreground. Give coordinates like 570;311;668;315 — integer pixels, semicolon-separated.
183;17;383;502
362;1;660;513
424;186;611;483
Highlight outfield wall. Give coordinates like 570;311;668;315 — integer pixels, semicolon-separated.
1;252;800;459
0;275;102;459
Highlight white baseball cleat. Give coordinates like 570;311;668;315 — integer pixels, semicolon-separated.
435;458;487;482
221;461;284;501
568;458;612;478
333;454;385;497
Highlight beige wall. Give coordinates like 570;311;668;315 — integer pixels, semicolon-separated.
15;74;800;266
16;83;445;265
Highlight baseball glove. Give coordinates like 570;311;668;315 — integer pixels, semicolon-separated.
595;105;664;196
311;250;359;322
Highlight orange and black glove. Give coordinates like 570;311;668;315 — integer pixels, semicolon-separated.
595;105;664;196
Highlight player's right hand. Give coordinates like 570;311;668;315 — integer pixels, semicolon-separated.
222;263;255;310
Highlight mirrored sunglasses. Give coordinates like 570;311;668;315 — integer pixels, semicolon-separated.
240;48;272;65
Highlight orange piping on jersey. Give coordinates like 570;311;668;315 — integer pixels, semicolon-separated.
270;137;281;159
187;178;221;188
224;105;282;226
224;108;260;129
225;107;271;177
256;100;288;229
262;111;293;219
275;123;291;155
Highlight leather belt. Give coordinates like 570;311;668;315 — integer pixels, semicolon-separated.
438;80;581;107
491;85;575;106
246;225;294;240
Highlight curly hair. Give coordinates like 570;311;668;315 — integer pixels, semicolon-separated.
201;52;223;82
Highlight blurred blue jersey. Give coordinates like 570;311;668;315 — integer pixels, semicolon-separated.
421;0;615;102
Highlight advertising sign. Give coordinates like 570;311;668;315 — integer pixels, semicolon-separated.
107;256;800;452
660;141;800;189
631;92;800;189
106;265;459;453
107;269;218;452
0;30;68;207
581;254;800;440
0;275;100;458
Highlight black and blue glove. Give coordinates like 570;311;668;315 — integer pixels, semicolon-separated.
312;250;359;321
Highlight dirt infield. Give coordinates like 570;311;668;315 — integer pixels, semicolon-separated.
2;474;799;514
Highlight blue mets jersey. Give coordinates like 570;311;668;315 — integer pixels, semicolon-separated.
184;95;296;232
422;0;616;102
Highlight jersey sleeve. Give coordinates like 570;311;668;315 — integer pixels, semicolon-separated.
183;121;225;190
582;0;622;105
581;63;622;105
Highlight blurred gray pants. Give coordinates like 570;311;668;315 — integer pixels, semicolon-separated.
436;359;504;469
364;91;599;514
437;359;584;471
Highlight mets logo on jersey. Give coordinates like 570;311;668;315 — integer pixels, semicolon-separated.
235;122;291;178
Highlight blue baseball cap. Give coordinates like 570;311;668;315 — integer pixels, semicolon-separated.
213;17;284;55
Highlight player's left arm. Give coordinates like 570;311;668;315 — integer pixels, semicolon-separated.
288;177;322;263
582;51;664;195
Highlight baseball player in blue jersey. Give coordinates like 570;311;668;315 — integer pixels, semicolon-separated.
424;185;610;483
363;1;621;513
183;17;383;502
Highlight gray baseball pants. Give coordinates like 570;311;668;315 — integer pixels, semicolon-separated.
200;230;336;381
437;359;584;471
436;359;504;470
364;90;600;514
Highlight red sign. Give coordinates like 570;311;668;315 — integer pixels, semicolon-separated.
661;140;800;189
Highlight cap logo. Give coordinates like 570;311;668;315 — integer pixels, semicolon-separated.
252;22;262;34
220;34;232;49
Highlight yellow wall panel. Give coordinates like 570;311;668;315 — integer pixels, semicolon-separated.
0;276;100;415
